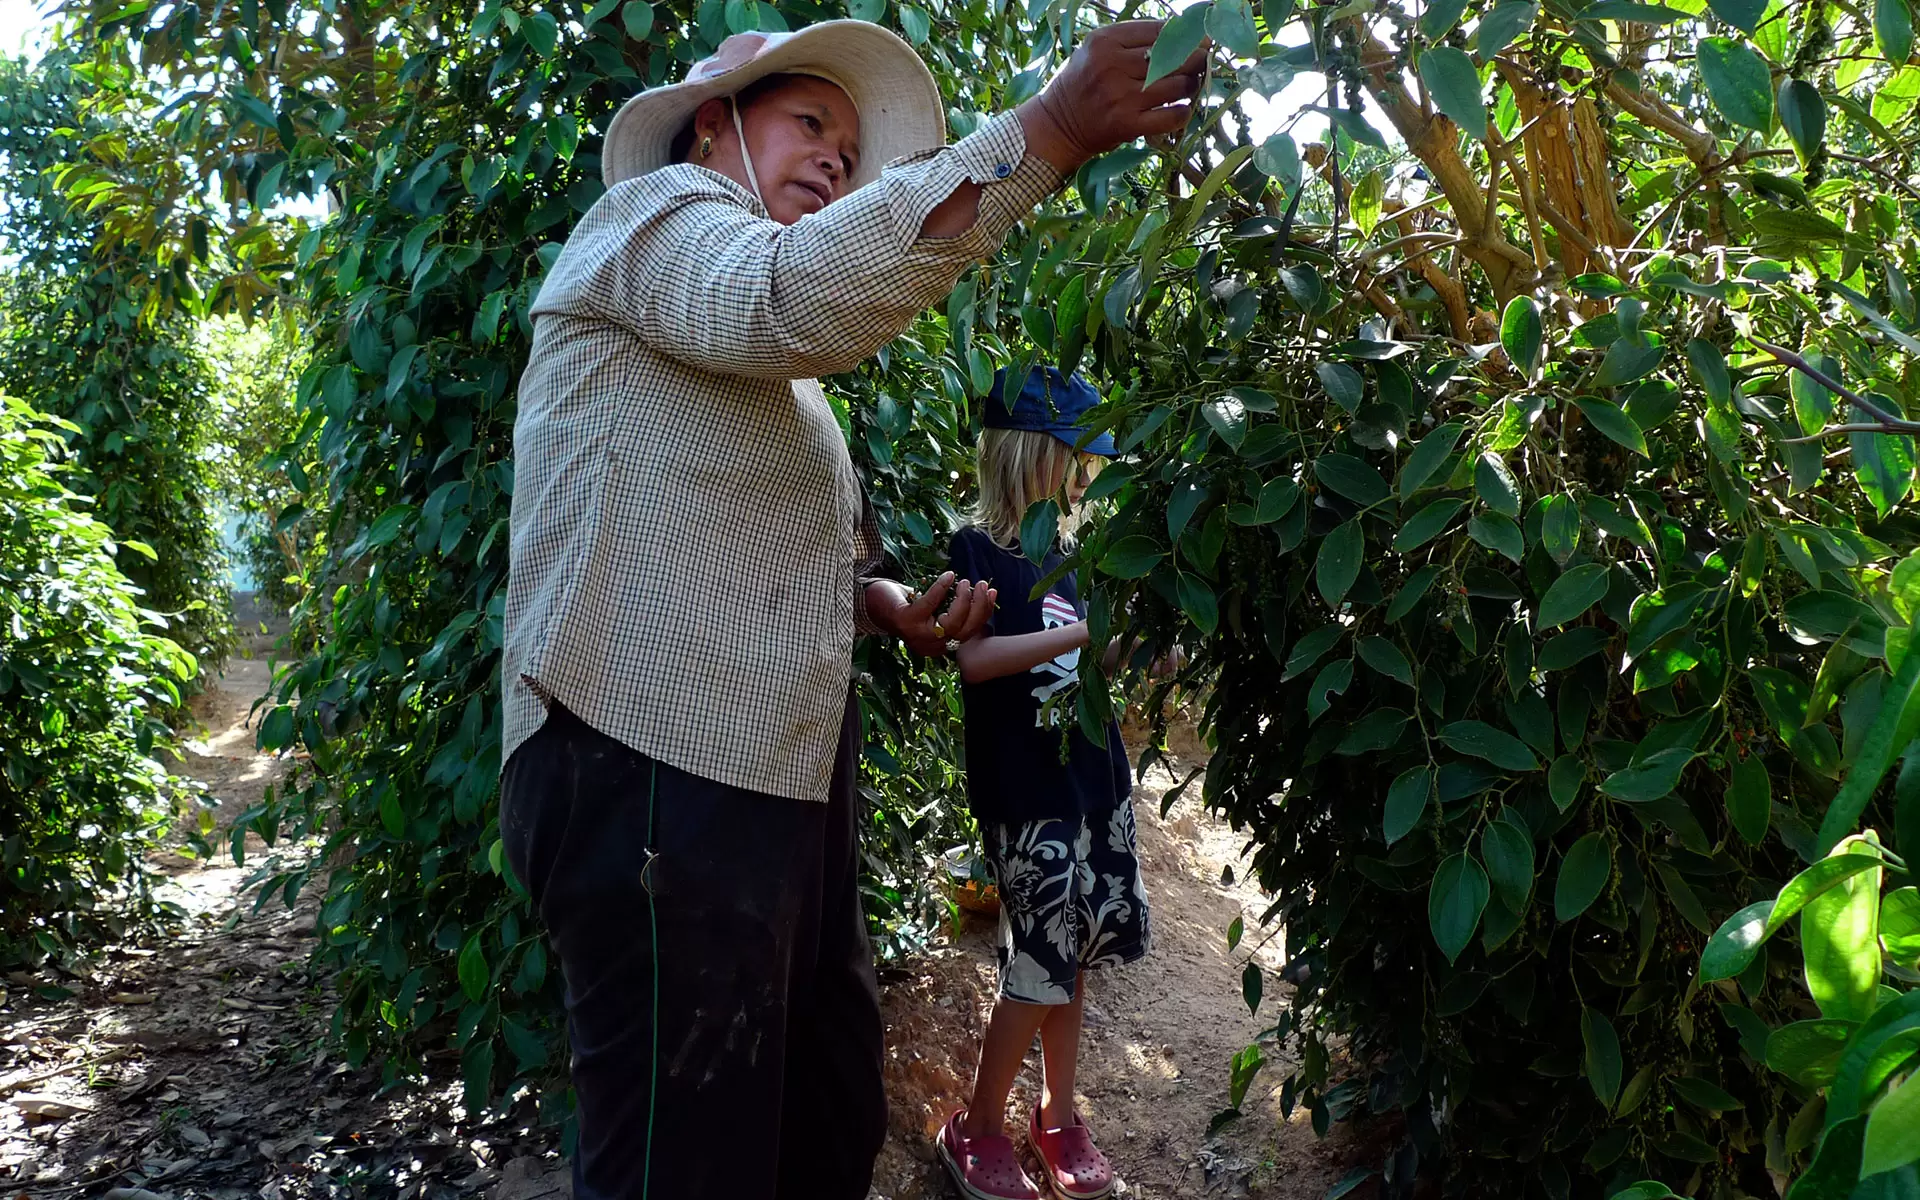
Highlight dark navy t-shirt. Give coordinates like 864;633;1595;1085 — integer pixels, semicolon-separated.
946;525;1132;825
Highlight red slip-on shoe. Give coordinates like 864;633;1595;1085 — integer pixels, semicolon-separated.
1028;1107;1115;1200
937;1109;1044;1200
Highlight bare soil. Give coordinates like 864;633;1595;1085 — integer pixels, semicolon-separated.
0;600;1348;1200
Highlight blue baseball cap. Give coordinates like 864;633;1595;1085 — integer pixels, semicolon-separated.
984;367;1118;457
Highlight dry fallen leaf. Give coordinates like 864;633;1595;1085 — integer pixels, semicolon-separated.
109;992;157;1005
11;1092;92;1119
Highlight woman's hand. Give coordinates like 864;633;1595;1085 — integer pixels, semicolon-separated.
1017;20;1210;175
865;575;998;657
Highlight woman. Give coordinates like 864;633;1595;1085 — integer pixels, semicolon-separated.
500;18;1204;1200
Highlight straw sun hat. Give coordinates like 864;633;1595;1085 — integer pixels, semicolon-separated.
601;20;947;191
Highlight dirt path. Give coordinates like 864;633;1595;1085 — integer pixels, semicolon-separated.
1;607;1346;1200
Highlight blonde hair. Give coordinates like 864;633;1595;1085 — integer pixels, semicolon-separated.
970;428;1089;552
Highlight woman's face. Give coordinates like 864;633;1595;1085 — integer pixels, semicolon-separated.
692;77;861;225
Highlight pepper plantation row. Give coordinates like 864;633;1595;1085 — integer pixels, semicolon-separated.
4;0;1920;1194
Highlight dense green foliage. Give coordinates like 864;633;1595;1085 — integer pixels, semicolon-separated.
0;55;232;668
0;394;198;967
51;0;1920;1193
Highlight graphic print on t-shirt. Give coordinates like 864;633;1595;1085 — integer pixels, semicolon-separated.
1030;591;1082;724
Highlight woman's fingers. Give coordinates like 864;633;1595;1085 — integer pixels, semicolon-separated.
935;579;976;636
904;572;956;623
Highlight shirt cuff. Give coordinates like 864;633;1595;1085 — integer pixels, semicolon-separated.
853;577;885;638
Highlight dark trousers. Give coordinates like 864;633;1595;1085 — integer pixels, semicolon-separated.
500;693;886;1200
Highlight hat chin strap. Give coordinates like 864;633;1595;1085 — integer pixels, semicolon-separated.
728;96;764;208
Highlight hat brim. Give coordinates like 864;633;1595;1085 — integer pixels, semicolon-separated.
1055;428;1118;457
601;21;945;192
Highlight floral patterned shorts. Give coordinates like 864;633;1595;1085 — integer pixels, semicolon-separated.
980;801;1152;1005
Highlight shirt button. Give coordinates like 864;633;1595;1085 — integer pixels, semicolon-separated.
994;162;1012;179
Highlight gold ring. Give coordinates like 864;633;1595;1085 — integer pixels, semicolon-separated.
932;623;945;637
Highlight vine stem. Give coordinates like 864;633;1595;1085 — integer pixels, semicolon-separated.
1754;340;1920;439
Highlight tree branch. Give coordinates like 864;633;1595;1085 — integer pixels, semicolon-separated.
1755;340;1920;437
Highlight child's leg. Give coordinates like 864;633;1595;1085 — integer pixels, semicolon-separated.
962;997;1052;1139
1036;972;1085;1129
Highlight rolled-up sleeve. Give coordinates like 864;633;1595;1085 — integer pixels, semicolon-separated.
531;111;1063;381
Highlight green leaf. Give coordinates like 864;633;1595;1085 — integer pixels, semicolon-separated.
1540;494;1580;565
1538;563;1612;628
1242;961;1264;1017
362;503;417;550
1099;535;1164;579
1582;1;1686;20
523;9;560;54
1401;422;1466;498
1316;453;1391;506
1698;37;1776;132
259;704;296;752
1420;0;1471;40
897;4;931;42
1572;397;1649;456
1206;0;1261;58
1307;658;1353;723
1468;512;1524;564
1672;1076;1743;1112
1254;131;1302;188
1418;46;1488;140
1358;636;1414;686
1599;747;1694;802
1477;1;1538;55
1879;0;1916;67
1592;333;1666;389
1440;720;1540;772
1803;852;1884;1021
1863;1071;1920;1176
1475;453;1522;518
1557;832;1611;921
1178;574;1221;636
1727;754;1771;844
1317;361;1366;413
1686;339;1733;407
1887;888;1920;964
1541;628;1608;671
1767;1018;1855;1086
1501;296;1544;379
1429;853;1490;965
1351;168;1384;239
1481;816;1535;913
1393;498;1469;553
1550;755;1585;811
1283;624;1344;681
1385;765;1434;844
1317;519;1364;608
1815;649;1920;856
1147;3;1212;85
1020;498;1059;565
1169;481;1206;542
1778;78;1827;162
1854;427;1916;519
1793;349;1842;435
1700;854;1887;980
458;933;489;1004
1707;0;1766;32
1582;1007;1623;1108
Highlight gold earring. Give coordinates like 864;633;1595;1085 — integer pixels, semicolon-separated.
699;136;713;159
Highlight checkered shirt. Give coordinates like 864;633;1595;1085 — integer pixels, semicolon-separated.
504;110;1062;802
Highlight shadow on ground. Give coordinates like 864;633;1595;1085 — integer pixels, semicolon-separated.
1;596;1353;1200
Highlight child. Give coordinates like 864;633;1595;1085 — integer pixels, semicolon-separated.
937;367;1149;1200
